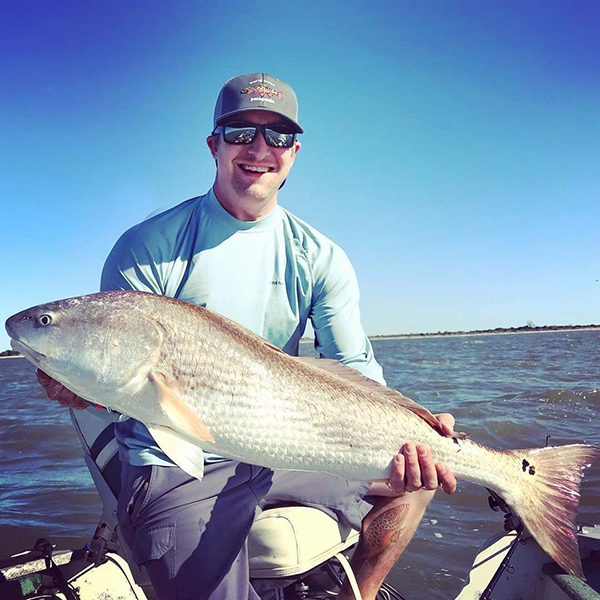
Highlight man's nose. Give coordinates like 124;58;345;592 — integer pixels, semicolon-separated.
246;129;272;159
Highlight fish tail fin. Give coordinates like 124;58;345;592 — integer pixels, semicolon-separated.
508;444;599;579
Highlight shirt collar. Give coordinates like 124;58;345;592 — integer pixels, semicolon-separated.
205;188;281;232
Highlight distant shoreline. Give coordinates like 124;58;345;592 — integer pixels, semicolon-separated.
300;325;600;343
369;326;600;341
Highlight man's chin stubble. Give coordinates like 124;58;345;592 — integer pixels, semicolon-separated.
233;181;278;204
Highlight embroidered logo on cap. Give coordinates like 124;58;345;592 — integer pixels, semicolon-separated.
241;85;283;101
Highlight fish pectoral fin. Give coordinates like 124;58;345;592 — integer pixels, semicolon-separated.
147;424;205;481
295;357;444;434
148;372;216;443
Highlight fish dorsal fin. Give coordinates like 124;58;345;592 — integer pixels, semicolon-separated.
148;372;216;443
295;357;444;433
147;424;205;481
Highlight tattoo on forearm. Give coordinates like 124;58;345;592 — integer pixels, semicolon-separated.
356;503;409;567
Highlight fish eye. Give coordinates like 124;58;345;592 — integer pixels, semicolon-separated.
38;314;53;326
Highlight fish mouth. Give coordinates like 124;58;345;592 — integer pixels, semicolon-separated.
10;338;46;366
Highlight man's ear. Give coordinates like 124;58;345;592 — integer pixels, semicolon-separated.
206;134;219;158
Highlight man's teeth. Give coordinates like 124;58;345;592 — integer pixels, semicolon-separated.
241;165;270;173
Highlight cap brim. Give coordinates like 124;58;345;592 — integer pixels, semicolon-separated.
216;108;303;134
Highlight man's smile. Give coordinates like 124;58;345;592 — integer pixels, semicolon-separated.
238;163;274;174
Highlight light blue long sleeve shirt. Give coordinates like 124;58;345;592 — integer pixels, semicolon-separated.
101;188;385;466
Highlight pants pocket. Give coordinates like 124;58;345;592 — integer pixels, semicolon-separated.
131;522;177;592
117;464;153;544
128;467;152;520
131;522;176;566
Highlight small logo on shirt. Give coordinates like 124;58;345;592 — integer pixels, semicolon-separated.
271;280;283;286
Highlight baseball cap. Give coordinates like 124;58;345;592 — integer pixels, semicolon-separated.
213;72;303;134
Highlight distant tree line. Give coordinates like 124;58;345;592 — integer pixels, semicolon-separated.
0;350;21;357
371;323;600;339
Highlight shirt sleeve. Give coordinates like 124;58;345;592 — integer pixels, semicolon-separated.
100;225;165;294
310;244;386;385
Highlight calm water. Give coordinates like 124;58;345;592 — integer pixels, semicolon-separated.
1;331;599;599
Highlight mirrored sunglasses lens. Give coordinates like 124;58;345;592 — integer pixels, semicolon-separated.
265;128;295;148
223;126;256;144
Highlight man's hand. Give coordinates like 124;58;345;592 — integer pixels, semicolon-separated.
390;412;457;495
369;412;458;497
387;441;457;495
435;412;455;437
36;369;91;410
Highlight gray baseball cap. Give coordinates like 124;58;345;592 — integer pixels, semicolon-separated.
213;72;303;133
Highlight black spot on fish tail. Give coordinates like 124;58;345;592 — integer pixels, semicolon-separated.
522;459;536;475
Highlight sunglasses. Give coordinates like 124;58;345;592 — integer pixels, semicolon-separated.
213;122;297;148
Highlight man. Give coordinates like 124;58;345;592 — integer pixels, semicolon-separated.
38;72;456;600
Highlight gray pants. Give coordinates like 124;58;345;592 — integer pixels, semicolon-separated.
118;461;372;600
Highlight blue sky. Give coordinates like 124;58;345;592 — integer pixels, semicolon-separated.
1;1;599;349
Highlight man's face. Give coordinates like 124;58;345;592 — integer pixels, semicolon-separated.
207;110;301;220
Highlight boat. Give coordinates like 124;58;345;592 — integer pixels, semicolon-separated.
2;510;598;599
457;509;600;599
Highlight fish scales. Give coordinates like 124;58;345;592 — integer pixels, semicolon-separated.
101;294;546;486
5;290;600;579
165;316;424;475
